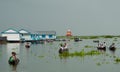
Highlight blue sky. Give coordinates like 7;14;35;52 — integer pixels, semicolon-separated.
0;0;120;36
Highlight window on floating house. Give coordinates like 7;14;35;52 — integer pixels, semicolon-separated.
49;35;53;38
42;35;46;38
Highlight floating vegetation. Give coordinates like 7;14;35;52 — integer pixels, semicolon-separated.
84;45;94;48
102;35;114;38
59;50;101;57
12;48;16;50
114;58;120;63
80;36;99;39
96;62;101;66
38;56;44;58
56;35;120;40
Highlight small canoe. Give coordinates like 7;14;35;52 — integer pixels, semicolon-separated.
59;48;69;54
25;45;30;48
93;40;99;43
109;47;116;51
97;47;106;51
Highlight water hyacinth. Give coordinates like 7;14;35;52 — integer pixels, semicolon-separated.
59;50;101;57
114;58;120;63
38;56;44;58
84;45;94;48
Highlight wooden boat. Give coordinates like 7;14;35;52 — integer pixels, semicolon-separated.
8;58;20;65
59;48;69;54
93;40;99;43
109;47;116;51
97;47;106;51
25;45;30;48
74;38;79;42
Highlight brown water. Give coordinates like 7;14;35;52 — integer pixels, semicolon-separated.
0;38;120;72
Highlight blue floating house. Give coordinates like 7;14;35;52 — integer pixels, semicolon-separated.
36;31;56;40
1;28;21;42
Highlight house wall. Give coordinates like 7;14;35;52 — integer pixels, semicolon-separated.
23;35;31;40
20;34;31;40
2;34;20;41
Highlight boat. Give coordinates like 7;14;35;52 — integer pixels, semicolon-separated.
93;40;99;43
109;47;116;51
25;45;30;48
25;42;30;48
59;48;69;54
97;47;106;51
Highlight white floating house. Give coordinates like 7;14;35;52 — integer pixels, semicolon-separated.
19;29;31;41
1;28;21;42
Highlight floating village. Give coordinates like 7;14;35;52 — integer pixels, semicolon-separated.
0;28;57;43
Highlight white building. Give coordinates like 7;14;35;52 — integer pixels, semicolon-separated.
1;28;21;42
19;29;31;41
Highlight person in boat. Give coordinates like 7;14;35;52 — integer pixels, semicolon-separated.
63;43;69;51
98;42;100;47
103;42;106;48
8;52;19;65
25;42;30;48
64;43;68;49
98;42;106;48
109;43;115;48
60;43;64;50
59;43;64;54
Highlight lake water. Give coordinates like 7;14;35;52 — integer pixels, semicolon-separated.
0;38;120;72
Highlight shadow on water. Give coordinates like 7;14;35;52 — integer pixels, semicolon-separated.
9;65;17;72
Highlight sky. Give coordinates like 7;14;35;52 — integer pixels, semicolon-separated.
0;0;120;36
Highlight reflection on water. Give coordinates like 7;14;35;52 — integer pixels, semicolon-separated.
6;43;20;72
0;38;120;72
9;65;17;72
7;43;20;59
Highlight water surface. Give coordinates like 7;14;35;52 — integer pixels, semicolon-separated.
0;38;120;72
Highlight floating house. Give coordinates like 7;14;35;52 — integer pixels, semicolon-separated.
1;28;21;42
19;29;31;41
1;28;56;42
36;31;56;40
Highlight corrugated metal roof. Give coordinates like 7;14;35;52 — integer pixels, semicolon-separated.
19;29;31;34
1;28;19;34
36;31;56;35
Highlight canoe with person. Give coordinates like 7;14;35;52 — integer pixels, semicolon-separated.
109;43;116;51
59;43;69;54
25;42;30;48
97;42;106;51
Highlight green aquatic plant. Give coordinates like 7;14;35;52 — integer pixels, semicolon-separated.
38;56;44;58
115;58;120;63
86;50;101;55
59;50;101;57
84;45;94;48
102;35;114;38
96;62;101;66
